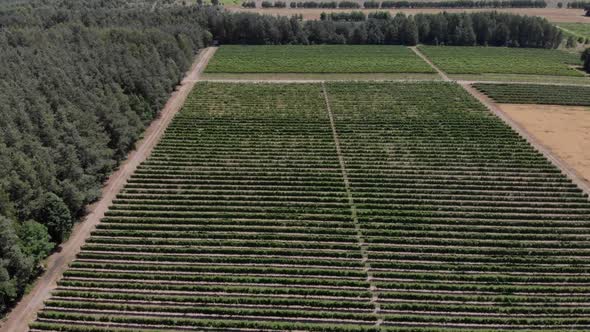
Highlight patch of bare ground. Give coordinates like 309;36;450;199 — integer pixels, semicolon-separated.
228;7;590;23
498;104;590;186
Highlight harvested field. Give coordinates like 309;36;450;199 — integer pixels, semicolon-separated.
499;103;590;185
29;81;590;331
229;7;590;22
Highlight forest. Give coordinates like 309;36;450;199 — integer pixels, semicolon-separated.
210;11;562;47
0;0;211;314
249;0;548;9
0;0;572;317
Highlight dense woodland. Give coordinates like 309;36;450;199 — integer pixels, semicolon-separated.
211;11;563;47
247;0;548;9
0;0;578;316
0;0;211;313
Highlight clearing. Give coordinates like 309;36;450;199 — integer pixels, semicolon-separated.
499;103;590;185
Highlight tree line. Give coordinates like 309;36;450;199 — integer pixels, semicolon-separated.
244;0;547;8
210;11;562;48
0;0;211;314
566;0;590;7
0;0;567;317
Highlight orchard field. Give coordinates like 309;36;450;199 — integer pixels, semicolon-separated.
418;46;584;76
474;83;590;105
30;82;590;331
558;23;590;40
205;45;435;73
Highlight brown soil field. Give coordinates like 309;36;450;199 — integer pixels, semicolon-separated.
499;104;590;185
230;7;590;23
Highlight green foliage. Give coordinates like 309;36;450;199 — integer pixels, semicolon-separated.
419;46;584;76
18;220;54;263
215;11;563;48
27;82;590;330
0;0;210;316
36;193;72;243
583;48;590;73
558;23;590;40
474;83;590;105
566;36;577;48
0;216;34;314
206;45;435;73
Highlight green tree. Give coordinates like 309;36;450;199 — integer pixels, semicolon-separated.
566;36;576;48
37;193;72;243
582;48;590;73
18;220;54;264
0;216;34;313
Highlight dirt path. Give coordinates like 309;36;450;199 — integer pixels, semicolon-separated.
410;47;451;82
320;83;382;324
0;46;217;332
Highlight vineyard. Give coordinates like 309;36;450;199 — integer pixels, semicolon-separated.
474;83;590;105
418;46;585;77
559;23;590;40
30;82;590;331
205;45;435;73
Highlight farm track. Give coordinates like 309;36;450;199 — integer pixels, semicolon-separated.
0;47;217;332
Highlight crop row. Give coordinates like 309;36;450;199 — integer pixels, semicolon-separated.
31;82;590;331
473;83;590;106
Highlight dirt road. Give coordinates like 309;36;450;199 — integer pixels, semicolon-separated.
0;46;217;332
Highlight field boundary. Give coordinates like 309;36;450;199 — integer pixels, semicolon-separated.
0;46;217;332
410;46;451;81
321;82;382;325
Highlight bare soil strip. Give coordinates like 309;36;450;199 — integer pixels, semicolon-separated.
498;104;590;187
411;46;590;197
0;47;217;332
321;82;382;324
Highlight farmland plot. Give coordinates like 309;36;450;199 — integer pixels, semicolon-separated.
30;81;590;331
558;23;590;40
205;45;436;73
327;82;590;330
474;83;590;105
30;83;379;331
419;46;585;77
